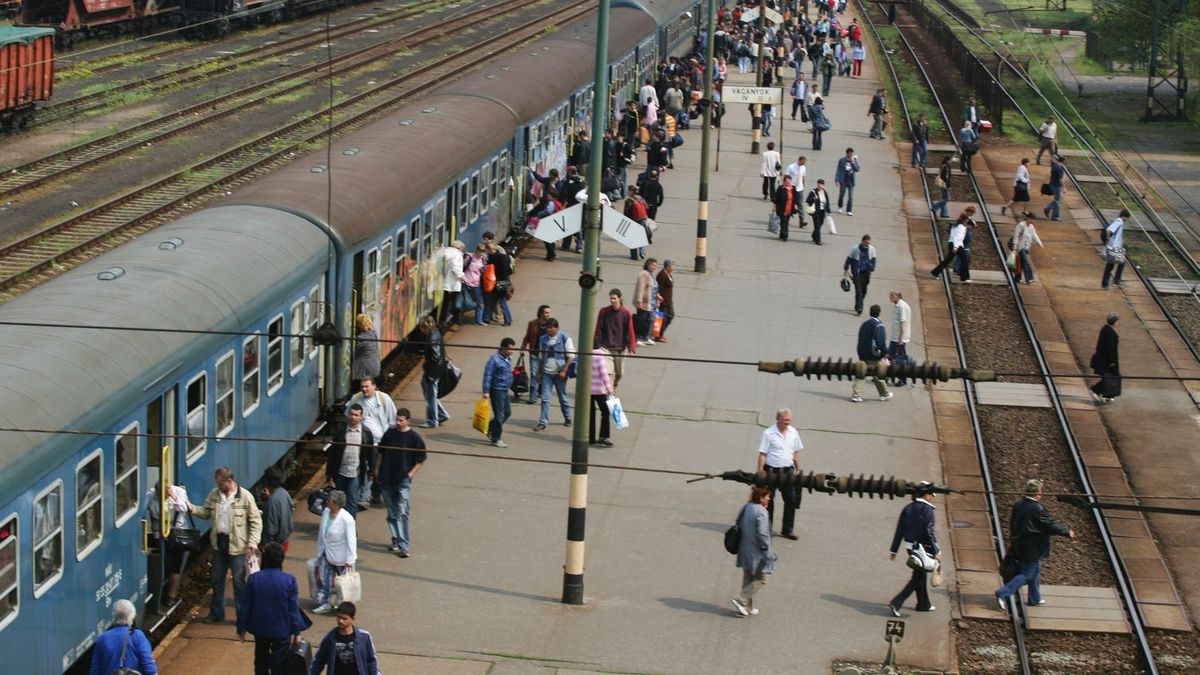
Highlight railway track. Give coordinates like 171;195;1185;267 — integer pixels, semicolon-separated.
912;0;1200;366
861;2;1186;673
0;1;496;197
36;1;431;129
0;0;597;298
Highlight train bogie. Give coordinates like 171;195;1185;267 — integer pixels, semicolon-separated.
0;27;55;132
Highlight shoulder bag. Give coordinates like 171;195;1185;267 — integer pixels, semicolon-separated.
935;176;947;190
168;511;204;554
1040;182;1054;196
114;627;143;675
724;504;745;554
438;359;463;397
906;543;938;572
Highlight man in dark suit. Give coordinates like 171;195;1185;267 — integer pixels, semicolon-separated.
887;481;939;616
995;479;1075;611
327;405;375;519
238;542;312;675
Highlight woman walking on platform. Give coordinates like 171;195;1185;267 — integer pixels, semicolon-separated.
810;97;830;151
930;156;952;219
1010;214;1044;284
1090;313;1121;403
1002;158;1032;216
773;175;797;242
731;486;776;617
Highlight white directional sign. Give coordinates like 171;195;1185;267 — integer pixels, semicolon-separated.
601;206;649;248
723;86;784;105
529;203;583;242
739;6;783;23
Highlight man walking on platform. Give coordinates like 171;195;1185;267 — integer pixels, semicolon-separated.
482;338;516;448
995;479;1075;611
237;542;311;674
191;467;262;624
376;408;426;557
1043;156;1065;222
595;289;637;389
521;305;553;404
655;260;676;342
785;155;808;228
806;179;831;245
887;482;939;616
326;406;374;519
843;235;877;316
851;305;893;403
756;409;803;540
889;290;913;385
535;319;575;430
867;88;887;140
1037;116;1057;165
346;376;396;507
835;148;860;215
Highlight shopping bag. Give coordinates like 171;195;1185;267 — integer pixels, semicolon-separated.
473;398;492;435
333;570;362;604
245;551;260;580
482;263;497;293
608;396;629;430
827;215;837;234
305;558;319;602
931;562;944;587
511;355;530;395
1006;251;1017;269
652;311;665;339
767;211;780;234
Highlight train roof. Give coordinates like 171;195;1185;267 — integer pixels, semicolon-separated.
0;25;56;45
612;0;697;25
0;206;330;499
229;8;655;247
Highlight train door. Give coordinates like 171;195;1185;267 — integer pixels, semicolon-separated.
143;390;176;619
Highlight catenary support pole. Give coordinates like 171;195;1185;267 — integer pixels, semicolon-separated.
696;0;718;274
751;0;766;154
562;0;611;606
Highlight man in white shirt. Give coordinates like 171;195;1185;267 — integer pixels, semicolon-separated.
347;377;396;508
1101;209;1129;290
440;241;466;327
889;290;913;384
330;405;375;519
785;155;807;227
930;207;976;281
639;78;659;110
756;408;804;540
760;142;782;200
1037;116;1058;165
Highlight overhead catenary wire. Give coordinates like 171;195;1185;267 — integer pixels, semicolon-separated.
4;424;1199;504
3;318;1200;382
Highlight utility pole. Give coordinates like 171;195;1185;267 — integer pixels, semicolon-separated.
695;0;718;274
751;0;766;154
562;0;611;606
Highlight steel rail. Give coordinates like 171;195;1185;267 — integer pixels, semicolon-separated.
0;0;598;295
869;4;1160;673
855;6;1033;673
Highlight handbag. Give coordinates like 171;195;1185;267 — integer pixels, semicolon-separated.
931;561;944;588
1040;182;1054;196
607;396;629;430
333;570;362;605
840;276;852;292
453;290;476;312
1000;547;1021;582
307;486;331;516
767;211;780;234
438;359;463;397
724;523;741;555
114;627;142;675
774;161;782;172
1105;247;1126;264
168;512;204;553
905;543;937;572
511;354;530;395
935;176;947;190
472;398;492;435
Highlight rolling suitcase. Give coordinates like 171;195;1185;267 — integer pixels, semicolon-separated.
281;638;312;675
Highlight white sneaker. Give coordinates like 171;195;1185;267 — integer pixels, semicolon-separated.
749;607;760;615
1031;599;1047;606
836;207;844;213
641;340;654;346
730;597;749;617
850;395;864;403
492;440;507;448
313;603;333;615
880;392;894;401
847;211;854;216
996;594;1007;612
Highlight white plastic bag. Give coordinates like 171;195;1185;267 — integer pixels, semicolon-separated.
827;215;837;235
334;570;362;604
305;558;319;602
608;396;629;430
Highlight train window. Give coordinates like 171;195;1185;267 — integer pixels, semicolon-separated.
216;351;235;436
243;334;261;416
408;217;420;261
289;301;304;376
0;515;16;629
457;180;469;230
500;151;509;183
490;158;499;199
32;482;62;595
470;171;480;222
307;285;321;360
114;424;139;527
364;249;379;310
435;198;446;247
186;372;208;461
75;452;102;560
422;209;434;257
395;227;407;278
480;164;490;208
380;239;392;283
267;316;284;395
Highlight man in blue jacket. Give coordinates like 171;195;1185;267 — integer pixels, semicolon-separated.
482;337;516;448
843;234;877;316
852;304;892;403
887;482;940;616
310;602;379;675
834;147;860;215
238;542;312;675
89;599;157;675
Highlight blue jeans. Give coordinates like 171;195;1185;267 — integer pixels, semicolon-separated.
421;375;449;427
209;534;246;621
838;184;854;212
997;559;1043;605
485;292;511;325
762;111;773;136
382;478;412;551
528;355;542;402
822;73;833;94
1018;249;1034;282
870;114;883;138
931;188;950;218
1048;185;1061;219
333;474;358;518
488;388;511;442
912;140;927;167
315;555;347;606
467;285;485;324
539;372;572;426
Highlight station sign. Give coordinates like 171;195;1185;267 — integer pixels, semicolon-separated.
885;620;905;640
601;206;650;248
723;86;784;105
529;203;583;242
739;6;783;23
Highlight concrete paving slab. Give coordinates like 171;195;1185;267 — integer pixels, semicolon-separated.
974;382;1051;407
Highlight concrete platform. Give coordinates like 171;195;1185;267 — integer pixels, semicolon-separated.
1024;586;1130;634
154;21;955;675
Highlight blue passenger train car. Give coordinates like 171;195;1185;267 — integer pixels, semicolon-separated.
0;1;702;670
